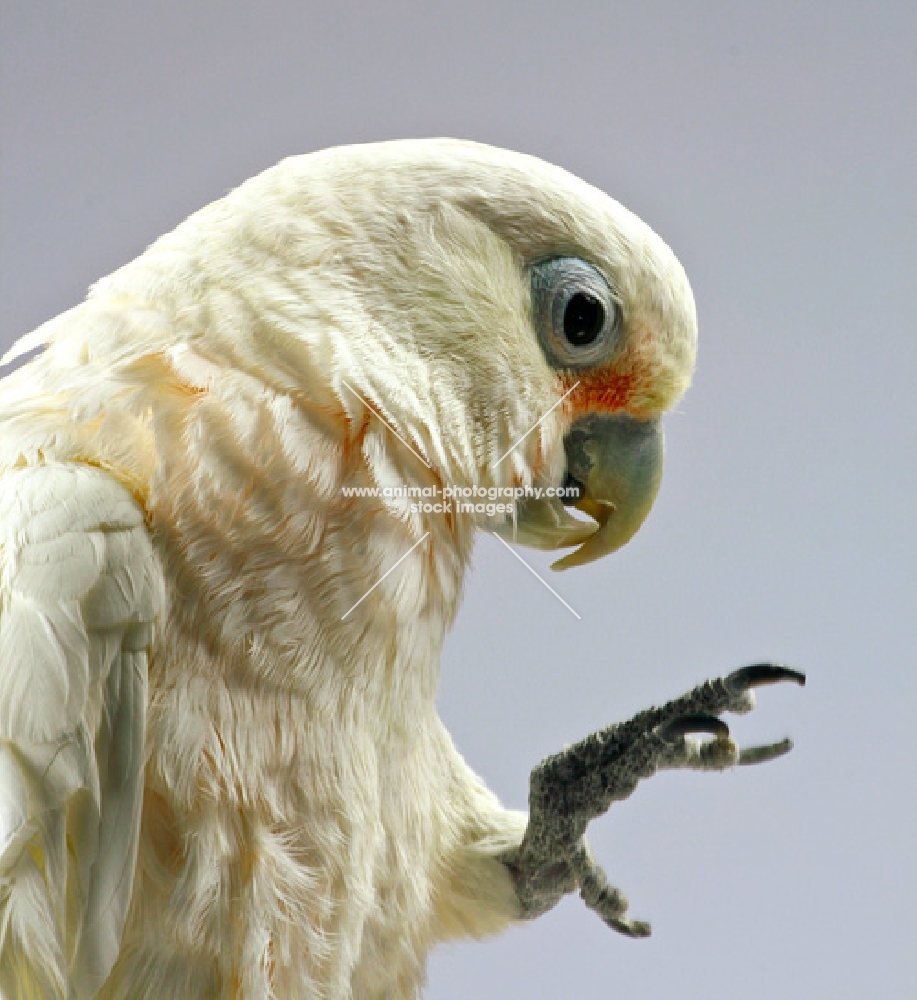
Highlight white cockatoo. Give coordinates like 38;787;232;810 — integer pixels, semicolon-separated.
0;139;803;999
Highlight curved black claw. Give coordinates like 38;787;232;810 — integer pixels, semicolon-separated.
608;916;652;938
726;663;806;693
738;737;794;766
657;713;730;742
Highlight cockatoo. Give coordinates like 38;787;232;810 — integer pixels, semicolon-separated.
0;139;803;999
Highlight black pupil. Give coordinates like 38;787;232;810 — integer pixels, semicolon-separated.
563;292;604;346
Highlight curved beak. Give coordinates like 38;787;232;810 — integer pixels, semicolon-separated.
551;413;664;570
492;412;664;570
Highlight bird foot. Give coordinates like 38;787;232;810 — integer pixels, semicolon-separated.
503;663;805;935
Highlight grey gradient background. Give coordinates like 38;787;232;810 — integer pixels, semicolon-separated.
1;3;914;998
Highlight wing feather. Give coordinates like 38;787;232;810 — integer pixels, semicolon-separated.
0;464;163;1000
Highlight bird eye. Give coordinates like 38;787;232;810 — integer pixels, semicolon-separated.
531;258;620;368
563;292;604;346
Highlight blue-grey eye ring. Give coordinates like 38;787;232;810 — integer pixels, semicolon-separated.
531;257;621;369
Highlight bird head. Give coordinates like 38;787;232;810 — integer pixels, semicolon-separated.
264;139;697;570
